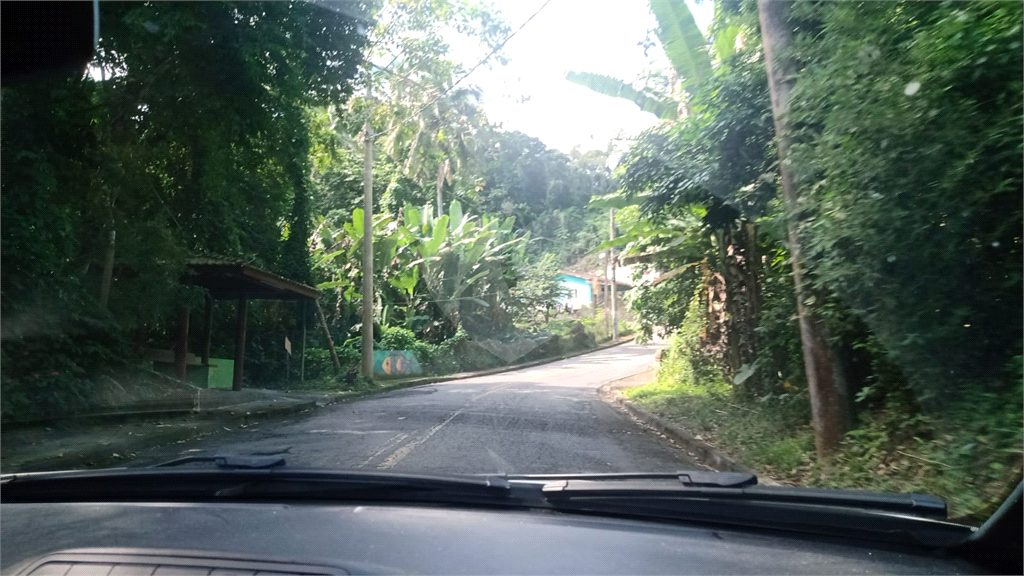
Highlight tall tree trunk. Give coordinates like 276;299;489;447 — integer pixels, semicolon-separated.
758;0;847;458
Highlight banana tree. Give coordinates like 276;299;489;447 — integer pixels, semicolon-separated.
400;200;524;336
567;0;740;120
313;200;527;341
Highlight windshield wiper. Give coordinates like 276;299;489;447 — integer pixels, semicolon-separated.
511;470;945;517
512;471;757;488
153;454;287;469
1;466;974;548
0;464;518;507
513;471;971;548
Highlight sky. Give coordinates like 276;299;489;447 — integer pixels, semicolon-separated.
451;0;714;157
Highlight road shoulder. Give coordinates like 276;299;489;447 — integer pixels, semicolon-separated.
599;371;780;485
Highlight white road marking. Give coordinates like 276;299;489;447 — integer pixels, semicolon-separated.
307;430;396;435
376;381;521;469
358;432;409;468
377;409;466;469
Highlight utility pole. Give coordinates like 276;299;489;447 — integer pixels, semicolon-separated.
609;208;618;341
361;74;375;380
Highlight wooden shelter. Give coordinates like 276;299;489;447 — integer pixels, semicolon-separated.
175;257;319;391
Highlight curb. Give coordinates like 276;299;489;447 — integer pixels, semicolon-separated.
599;374;779;485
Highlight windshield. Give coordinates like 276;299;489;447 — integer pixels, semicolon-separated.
1;0;1020;527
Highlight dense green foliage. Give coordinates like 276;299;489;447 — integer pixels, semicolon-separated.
788;1;1023;406
2;0;614;416
3;0;1018;517
2;1;370;417
610;0;1021;518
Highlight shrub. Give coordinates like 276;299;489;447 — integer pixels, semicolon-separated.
378;326;436;365
378;327;419;351
302;346;360;380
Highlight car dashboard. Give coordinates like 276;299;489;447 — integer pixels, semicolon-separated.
0;501;983;575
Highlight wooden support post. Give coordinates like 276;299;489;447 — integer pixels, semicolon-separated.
232;296;248;391
300;299;307;383
201;296;213;365
315;299;344;375
174;306;190;382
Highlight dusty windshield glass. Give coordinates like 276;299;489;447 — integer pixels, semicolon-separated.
1;0;1020;525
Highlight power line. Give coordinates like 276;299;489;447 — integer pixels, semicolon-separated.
412;0;553;118
355;0;554;145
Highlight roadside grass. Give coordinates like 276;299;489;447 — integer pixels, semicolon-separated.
628;364;1023;524
625;383;816;477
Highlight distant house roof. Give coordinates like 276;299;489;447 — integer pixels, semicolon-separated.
557;270;631;288
185;256;319;301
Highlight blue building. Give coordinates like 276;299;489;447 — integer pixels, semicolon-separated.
555;271;630;312
556;273;593;311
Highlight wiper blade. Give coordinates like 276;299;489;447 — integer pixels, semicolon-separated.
509;470;758;488
514;470;944;518
153;454;287;469
0;467;516;506
516;470;970;548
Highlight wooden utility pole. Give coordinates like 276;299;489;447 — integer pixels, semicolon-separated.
609;208;618;341
758;0;846;457
299;299;307;383
361;75;375;379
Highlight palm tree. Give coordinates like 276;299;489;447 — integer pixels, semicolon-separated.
381;60;487;213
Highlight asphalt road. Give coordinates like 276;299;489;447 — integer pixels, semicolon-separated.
135;343;698;474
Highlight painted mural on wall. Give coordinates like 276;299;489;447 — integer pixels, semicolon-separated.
373;349;423;376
